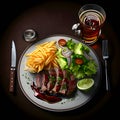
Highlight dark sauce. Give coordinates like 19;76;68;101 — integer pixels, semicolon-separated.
31;83;62;104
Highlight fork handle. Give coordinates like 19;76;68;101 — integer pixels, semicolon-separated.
104;60;110;91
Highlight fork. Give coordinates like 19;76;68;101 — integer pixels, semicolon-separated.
102;40;110;91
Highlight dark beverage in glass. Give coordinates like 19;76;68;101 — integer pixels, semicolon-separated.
78;4;106;44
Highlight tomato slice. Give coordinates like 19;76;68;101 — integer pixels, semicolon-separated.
75;58;84;65
58;39;67;46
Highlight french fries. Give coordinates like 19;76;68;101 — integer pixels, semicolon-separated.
24;41;59;73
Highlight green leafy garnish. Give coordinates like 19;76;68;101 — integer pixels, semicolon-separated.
56;39;97;79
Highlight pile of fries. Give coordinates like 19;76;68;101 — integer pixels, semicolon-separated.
24;41;59;73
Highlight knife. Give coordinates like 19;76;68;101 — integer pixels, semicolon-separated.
102;40;110;91
9;40;16;92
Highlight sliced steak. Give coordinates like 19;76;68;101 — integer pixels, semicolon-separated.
59;70;68;95
66;74;77;96
52;68;63;93
47;68;56;91
35;73;42;88
40;71;49;92
59;78;68;95
33;68;77;98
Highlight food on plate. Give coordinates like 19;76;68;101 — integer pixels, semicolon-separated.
24;41;59;73
77;78;94;90
24;38;98;103
31;68;77;103
58;39;67;46
56;39;97;79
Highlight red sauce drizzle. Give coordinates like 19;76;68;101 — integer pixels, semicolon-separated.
31;83;62;104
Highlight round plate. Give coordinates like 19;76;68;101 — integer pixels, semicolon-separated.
17;34;101;112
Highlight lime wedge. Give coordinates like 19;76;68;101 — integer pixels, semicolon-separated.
77;78;94;90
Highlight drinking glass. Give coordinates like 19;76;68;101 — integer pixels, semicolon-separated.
72;4;106;45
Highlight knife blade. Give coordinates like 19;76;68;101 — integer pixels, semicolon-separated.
9;40;16;92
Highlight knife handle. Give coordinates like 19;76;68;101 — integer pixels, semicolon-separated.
9;67;16;92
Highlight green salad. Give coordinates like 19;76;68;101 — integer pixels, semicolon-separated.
56;39;97;79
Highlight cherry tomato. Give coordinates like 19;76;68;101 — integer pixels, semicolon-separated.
58;39;67;46
75;58;84;65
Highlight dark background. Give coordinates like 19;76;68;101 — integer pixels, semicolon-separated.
0;0;120;41
0;0;120;120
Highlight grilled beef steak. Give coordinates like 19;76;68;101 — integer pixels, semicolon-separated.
32;68;77;98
